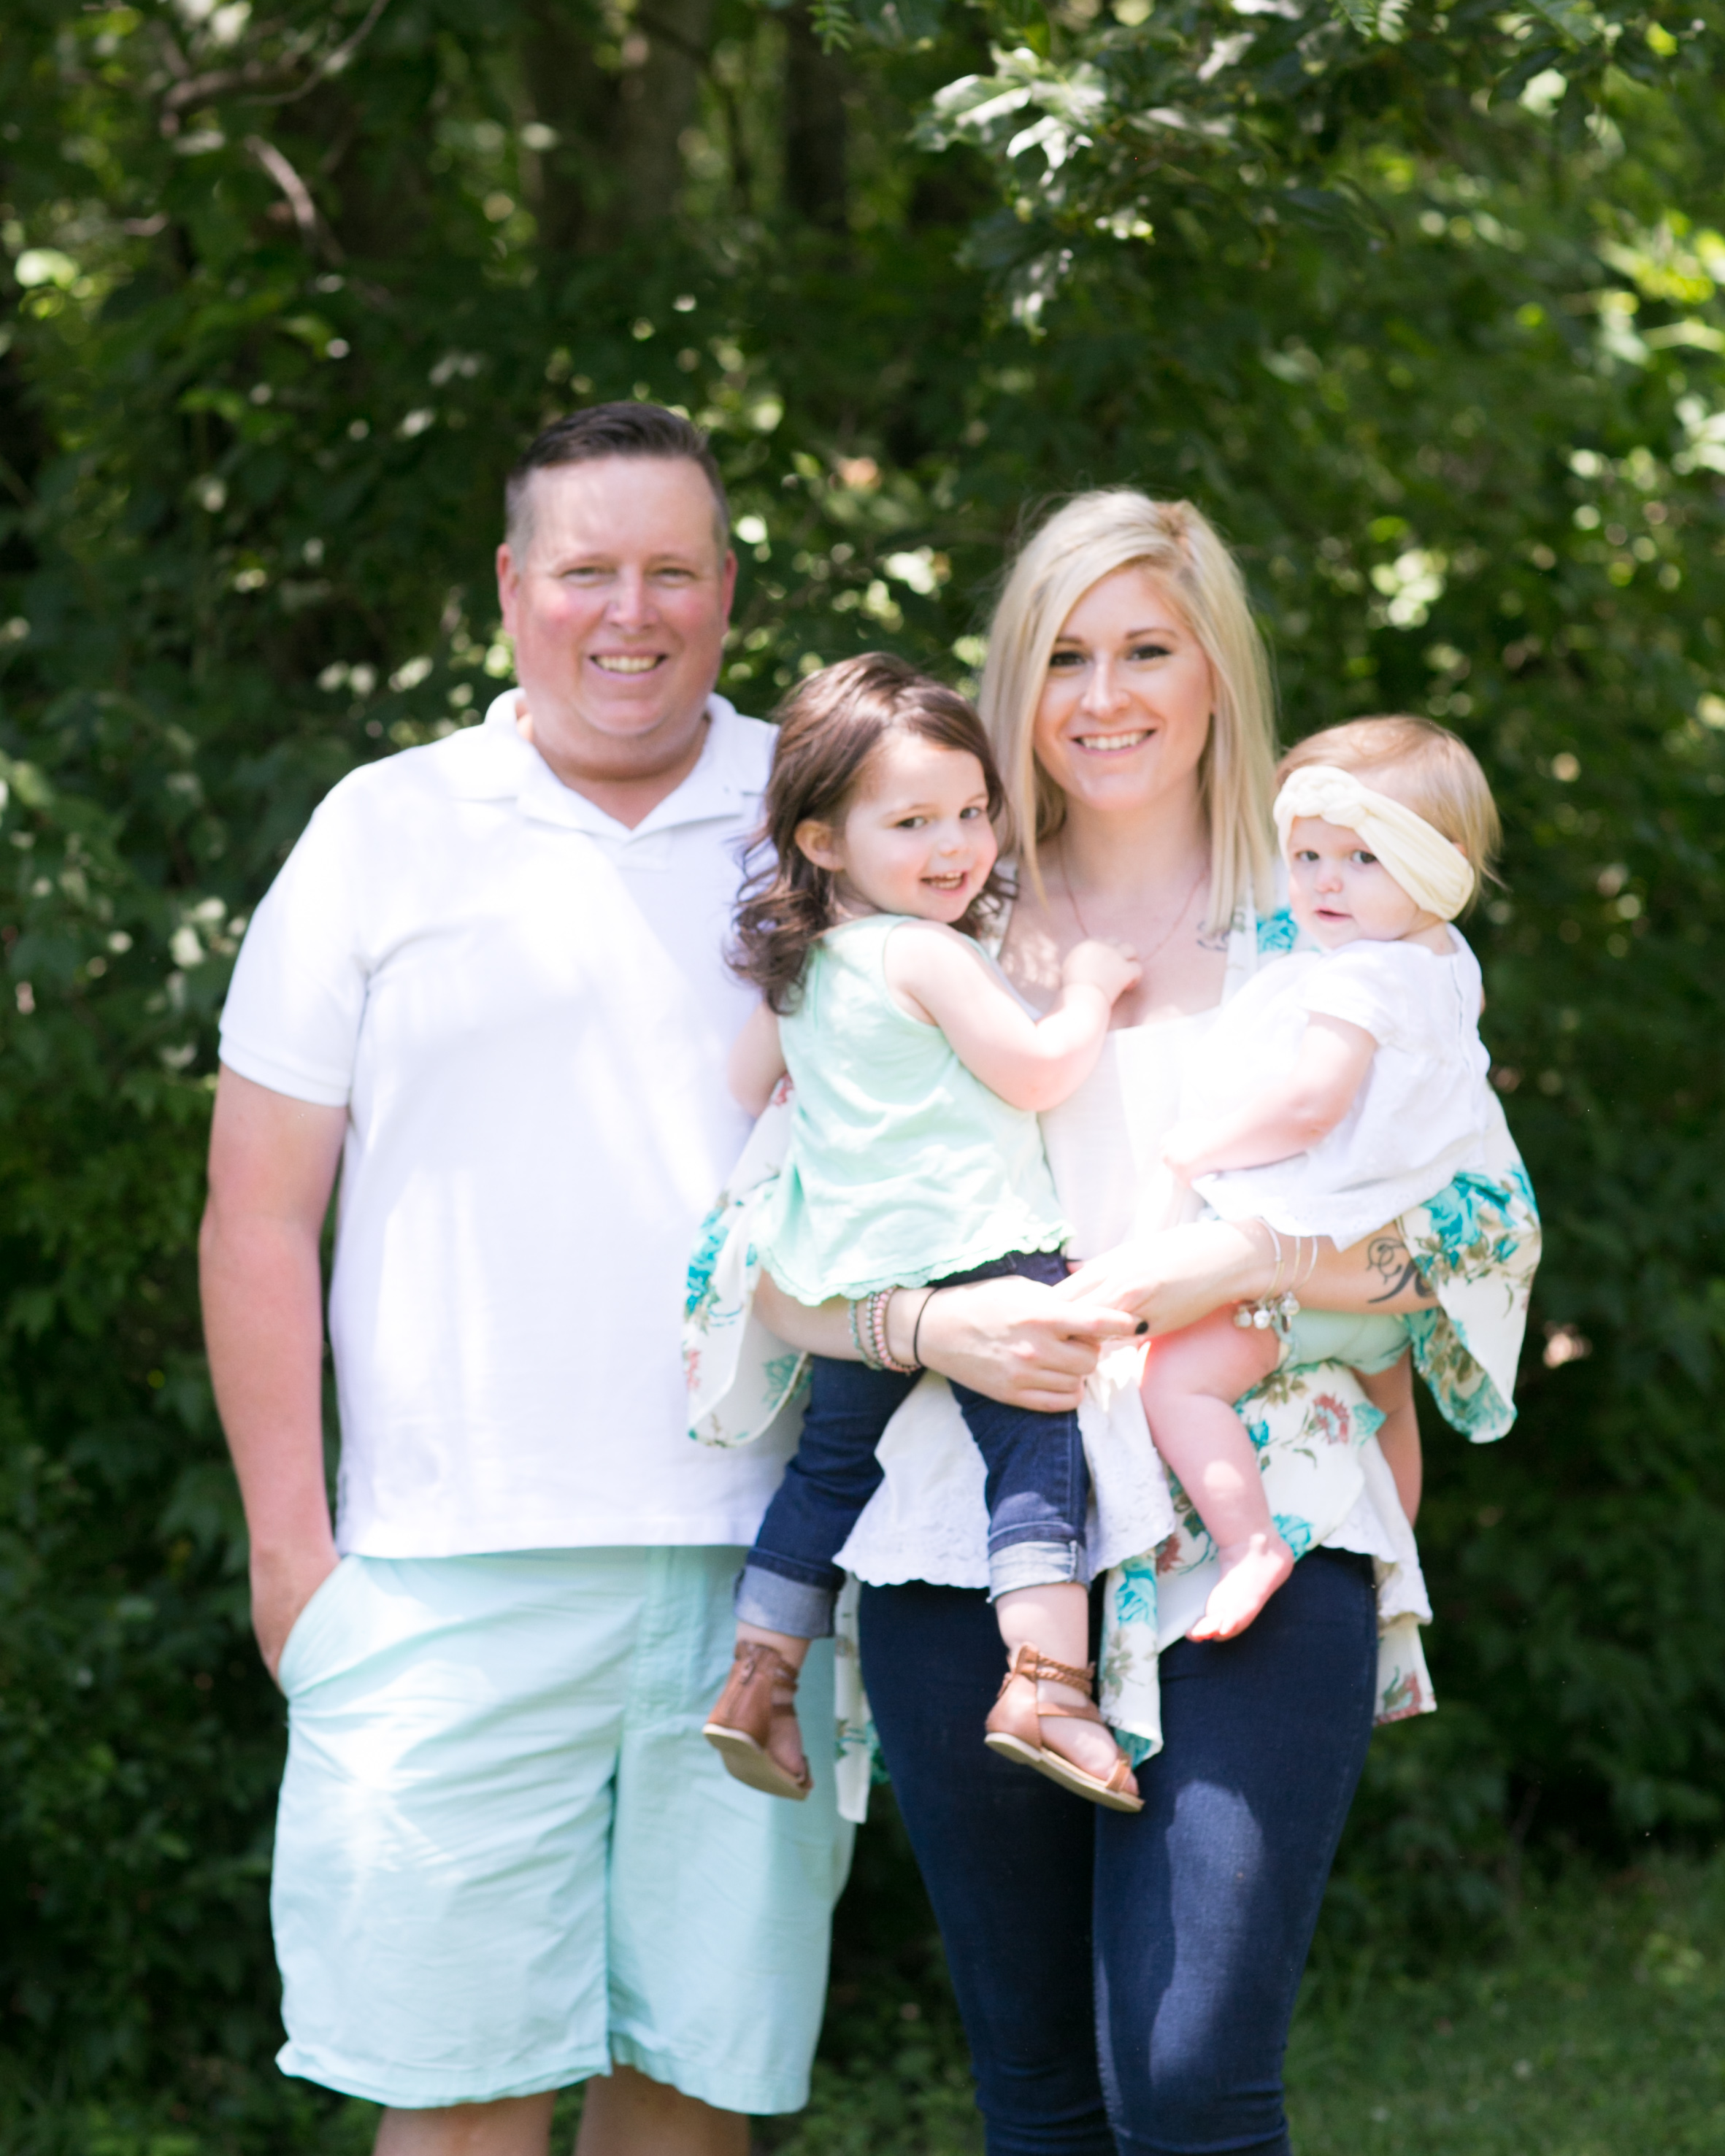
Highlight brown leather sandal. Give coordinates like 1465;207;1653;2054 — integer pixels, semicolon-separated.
702;1641;812;1801
983;1644;1143;1814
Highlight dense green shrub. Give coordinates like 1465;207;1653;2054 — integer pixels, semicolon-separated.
0;0;1722;2106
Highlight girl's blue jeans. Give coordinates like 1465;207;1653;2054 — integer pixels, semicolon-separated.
859;1549;1379;2155
736;1251;1085;1640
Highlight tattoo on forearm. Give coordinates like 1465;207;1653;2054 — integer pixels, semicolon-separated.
1366;1233;1437;1304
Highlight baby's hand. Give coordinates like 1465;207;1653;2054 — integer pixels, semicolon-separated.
1161;1120;1212;1184
1062;938;1141;1005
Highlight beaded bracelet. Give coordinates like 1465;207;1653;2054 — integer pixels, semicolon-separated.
848;1293;882;1370
847;1287;921;1374
869;1287;922;1375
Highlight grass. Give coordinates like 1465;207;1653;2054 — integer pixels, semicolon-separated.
7;1843;1725;2153
1285;1858;1725;2155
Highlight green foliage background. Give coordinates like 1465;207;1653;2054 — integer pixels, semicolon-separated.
1;0;1723;2123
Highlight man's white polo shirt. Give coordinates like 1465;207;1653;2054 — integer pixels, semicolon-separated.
219;689;796;1557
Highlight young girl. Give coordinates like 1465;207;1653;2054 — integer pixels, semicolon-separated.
1141;716;1501;1641
702;652;1145;1811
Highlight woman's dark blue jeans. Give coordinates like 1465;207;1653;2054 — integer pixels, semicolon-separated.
859;1549;1378;2155
739;1251;1088;1638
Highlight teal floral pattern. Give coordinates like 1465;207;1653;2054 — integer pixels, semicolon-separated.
1254;905;1302;957
1398;1147;1540;1442
684;1091;808;1449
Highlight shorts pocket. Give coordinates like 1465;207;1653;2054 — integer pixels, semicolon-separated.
277;1555;361;1700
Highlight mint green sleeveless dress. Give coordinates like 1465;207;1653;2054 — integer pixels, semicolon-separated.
750;914;1069;1306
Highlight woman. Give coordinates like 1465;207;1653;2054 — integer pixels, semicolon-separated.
687;491;1537;2155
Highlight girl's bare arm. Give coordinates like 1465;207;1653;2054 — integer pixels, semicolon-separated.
885;924;1138;1113
729;1003;787;1117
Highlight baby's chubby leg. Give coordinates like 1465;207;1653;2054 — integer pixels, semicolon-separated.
1361;1350;1421;1524
1140;1308;1291;1641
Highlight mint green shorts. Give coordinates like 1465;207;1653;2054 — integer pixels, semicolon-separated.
272;1546;852;2114
1278;1306;1411;1376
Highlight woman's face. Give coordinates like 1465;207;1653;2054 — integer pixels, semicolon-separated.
1032;565;1214;823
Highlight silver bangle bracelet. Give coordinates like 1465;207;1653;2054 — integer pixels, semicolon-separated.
1234;1224;1304;1338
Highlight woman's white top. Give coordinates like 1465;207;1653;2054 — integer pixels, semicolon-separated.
683;901;1541;1822
1194;929;1494;1250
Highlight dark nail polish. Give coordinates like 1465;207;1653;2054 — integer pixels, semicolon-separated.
1134;1320;1148;1335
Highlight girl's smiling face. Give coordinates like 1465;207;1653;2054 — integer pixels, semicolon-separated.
1286;815;1442;947
1032;564;1214;820
795;731;999;924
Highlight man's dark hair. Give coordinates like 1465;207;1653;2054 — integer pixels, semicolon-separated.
504;401;731;555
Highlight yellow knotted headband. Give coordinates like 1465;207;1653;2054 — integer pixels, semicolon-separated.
1272;763;1476;921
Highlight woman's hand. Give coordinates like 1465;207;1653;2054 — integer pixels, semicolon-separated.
1059;1220;1275;1334
756;1268;1140;1408
911;1275;1140;1412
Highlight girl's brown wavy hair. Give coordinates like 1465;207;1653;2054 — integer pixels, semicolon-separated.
733;652;1013;1015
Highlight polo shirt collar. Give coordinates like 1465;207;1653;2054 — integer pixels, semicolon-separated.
459;688;762;841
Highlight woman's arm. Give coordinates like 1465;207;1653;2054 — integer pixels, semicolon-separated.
753;1269;1139;1413
1059;1217;1437;1336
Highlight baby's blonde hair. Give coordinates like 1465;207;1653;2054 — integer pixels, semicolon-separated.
977;490;1278;936
1278;716;1501;909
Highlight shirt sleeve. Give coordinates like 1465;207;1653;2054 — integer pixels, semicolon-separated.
218;782;370;1107
1297;944;1411;1050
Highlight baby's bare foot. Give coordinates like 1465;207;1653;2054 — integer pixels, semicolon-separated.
1188;1532;1295;1642
768;1711;810;1790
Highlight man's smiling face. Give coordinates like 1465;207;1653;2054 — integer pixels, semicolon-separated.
496;455;737;797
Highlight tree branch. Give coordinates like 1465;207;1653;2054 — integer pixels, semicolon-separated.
163;55;304;117
253;0;393;108
245;136;345;261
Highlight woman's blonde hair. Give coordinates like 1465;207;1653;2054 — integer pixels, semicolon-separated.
1278;715;1502;909
977;490;1278;935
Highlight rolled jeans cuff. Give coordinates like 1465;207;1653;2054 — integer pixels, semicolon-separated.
986;1538;1088;1602
734;1562;837;1641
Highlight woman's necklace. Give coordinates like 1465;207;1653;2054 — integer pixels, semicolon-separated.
1056;842;1209;968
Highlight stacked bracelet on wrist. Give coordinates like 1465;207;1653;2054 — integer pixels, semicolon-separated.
848;1286;921;1375
1232;1225;1317;1339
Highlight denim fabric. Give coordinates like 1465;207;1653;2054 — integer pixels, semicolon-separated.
734;1563;838;1639
859;1579;1114;2156
987;1537;1088;1598
742;1250;1088;1639
859;1549;1378;2156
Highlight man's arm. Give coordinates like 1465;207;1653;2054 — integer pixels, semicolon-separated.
199;1064;349;1681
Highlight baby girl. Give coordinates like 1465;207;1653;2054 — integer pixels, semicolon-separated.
1141;715;1500;1639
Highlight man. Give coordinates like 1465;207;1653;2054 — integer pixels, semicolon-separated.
200;404;850;2156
